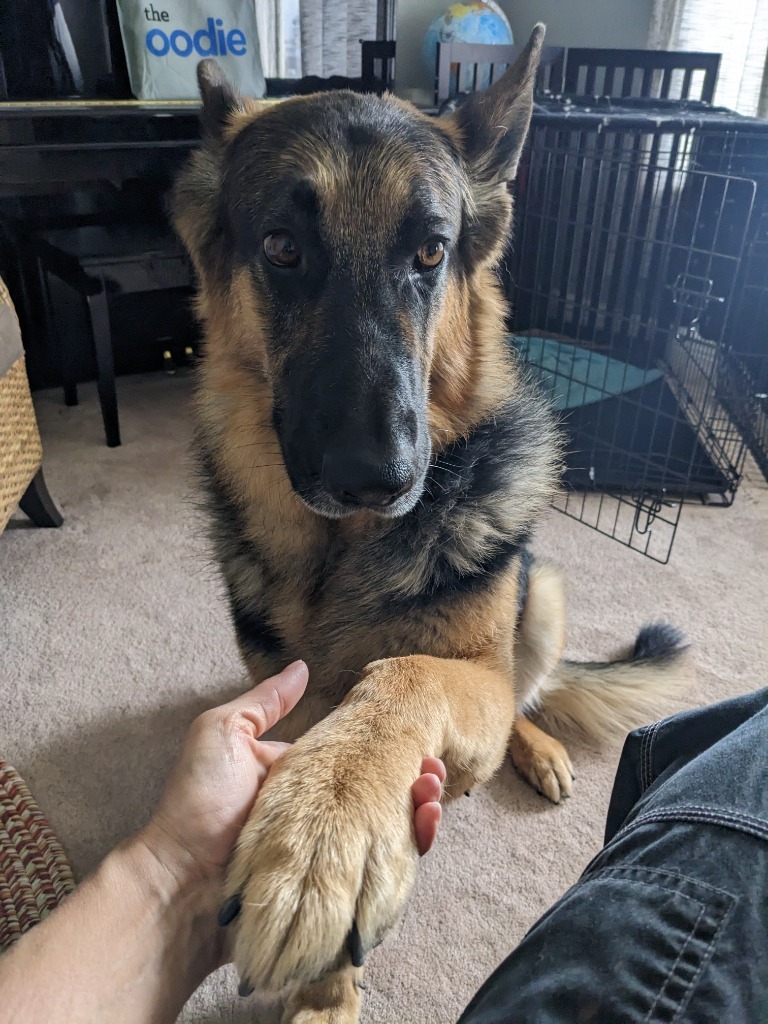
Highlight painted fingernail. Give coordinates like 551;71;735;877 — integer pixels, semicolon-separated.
347;920;365;967
238;978;254;997
218;893;242;926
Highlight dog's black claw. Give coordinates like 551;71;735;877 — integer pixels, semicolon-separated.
464;790;471;797
347;920;365;967
238;979;254;998
218;893;242;926
357;982;368;990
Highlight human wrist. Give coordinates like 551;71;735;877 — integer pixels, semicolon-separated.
118;827;226;981
0;831;227;1024
136;817;221;890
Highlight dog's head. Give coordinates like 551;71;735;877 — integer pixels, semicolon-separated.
173;26;543;519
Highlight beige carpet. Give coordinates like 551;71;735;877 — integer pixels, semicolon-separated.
1;372;767;1024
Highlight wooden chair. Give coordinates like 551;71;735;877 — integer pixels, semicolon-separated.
563;48;721;103
435;42;565;106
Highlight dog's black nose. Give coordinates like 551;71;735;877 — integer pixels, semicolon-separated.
322;449;415;509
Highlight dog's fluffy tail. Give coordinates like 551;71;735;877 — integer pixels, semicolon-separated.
523;623;693;744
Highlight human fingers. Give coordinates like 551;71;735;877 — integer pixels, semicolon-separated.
419;756;446;784
414;801;442;856
412;760;444;857
412;772;443;807
216;660;308;738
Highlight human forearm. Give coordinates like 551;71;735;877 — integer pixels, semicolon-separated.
0;663;308;1024
0;663;443;1023
0;827;222;1024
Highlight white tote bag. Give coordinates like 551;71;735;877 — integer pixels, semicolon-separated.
116;0;266;100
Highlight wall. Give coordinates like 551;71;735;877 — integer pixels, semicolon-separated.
395;0;653;104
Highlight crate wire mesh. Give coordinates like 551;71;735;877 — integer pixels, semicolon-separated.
691;123;768;480
507;101;756;563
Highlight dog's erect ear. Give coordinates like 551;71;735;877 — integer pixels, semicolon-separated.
446;25;543;267
449;24;544;184
197;59;243;142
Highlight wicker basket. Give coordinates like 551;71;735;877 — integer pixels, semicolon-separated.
0;274;43;532
0;759;75;952
0;357;43;531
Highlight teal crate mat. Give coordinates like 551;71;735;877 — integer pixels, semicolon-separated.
510;335;662;410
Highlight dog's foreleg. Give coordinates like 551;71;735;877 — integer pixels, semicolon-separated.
222;654;518;1006
507;561;574;803
513;560;567;709
281;966;363;1024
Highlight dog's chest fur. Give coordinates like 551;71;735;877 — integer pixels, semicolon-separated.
198;373;560;703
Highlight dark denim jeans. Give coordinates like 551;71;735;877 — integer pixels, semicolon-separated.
457;688;768;1024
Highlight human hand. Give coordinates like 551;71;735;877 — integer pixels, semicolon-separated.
141;660;309;884
0;664;445;1024
413;755;445;856
140;661;445;888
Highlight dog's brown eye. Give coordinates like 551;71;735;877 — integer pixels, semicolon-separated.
415;239;445;271
264;232;301;268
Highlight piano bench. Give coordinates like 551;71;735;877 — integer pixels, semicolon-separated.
32;224;192;448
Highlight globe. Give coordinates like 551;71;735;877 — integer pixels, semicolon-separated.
422;2;514;95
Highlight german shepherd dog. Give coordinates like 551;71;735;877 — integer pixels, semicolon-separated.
172;26;691;1022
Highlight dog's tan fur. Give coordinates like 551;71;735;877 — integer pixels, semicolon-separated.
172;27;692;1022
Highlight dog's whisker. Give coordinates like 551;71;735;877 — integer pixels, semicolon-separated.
432;455;466;471
433;467;463;483
234;442;283;450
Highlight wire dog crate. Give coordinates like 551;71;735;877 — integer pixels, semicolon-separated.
507;99;756;562
689;120;768;482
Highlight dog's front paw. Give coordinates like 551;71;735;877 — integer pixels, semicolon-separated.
223;726;420;994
